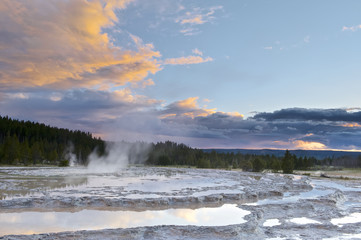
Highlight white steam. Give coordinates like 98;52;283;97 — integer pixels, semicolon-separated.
63;143;77;166
87;141;151;173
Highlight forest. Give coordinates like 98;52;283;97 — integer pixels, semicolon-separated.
146;141;361;173
0;116;105;166
1;115;361;172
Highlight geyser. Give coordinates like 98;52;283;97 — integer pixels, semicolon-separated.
86;141;151;173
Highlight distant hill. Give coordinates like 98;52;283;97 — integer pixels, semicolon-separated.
202;149;361;160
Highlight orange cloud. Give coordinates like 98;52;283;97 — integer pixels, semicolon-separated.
0;0;161;90
164;56;213;65
141;79;155;88
180;15;205;25
292;140;326;150
341;123;361;128
176;6;223;26
160;97;215;119
161;97;243;120
112;88;160;107
177;97;199;109
175;97;216;116
219;111;244;118
159;113;177;119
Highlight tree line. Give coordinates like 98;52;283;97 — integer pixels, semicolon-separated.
1;116;361;172
0;116;105;166
146;141;361;173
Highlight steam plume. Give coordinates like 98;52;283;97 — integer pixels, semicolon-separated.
87;141;151;173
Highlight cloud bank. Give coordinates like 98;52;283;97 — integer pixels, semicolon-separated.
3;88;361;151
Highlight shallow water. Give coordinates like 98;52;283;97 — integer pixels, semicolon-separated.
0;167;241;200
330;212;361;227
245;178;361;206
1;167;361;239
0;204;249;236
263;218;281;227
289;217;321;225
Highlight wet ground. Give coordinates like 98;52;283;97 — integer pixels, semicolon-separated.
0;166;360;239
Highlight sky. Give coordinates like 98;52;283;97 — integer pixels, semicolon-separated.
1;0;361;150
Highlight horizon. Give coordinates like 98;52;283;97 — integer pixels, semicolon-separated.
1;1;361;151
5;114;361;154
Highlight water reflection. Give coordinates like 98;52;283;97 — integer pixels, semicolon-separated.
330;212;361;227
263;219;281;227
0;204;250;236
289;217;321;225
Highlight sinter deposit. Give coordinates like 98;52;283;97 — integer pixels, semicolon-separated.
0;167;361;239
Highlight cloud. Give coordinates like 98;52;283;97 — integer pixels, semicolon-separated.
164;56;213;65
176;97;199;109
0;0;161;91
341;123;361;128
161;97;216;118
179;27;200;36
3;88;361;150
342;25;361;32
303;35;310;43
0;1;359;151
253;108;361;122
0;88;161;135
155;106;361;150
141;79;155;88
6;93;29;100
0;0;219;92
292;140;326;150
176;6;223;36
192;48;203;56
176;6;223;25
265;36;310;52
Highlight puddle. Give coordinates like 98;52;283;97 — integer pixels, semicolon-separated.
244;178;360;206
266;236;302;240
192;188;244;197
323;233;361;240
330;212;361;227
0;204;250;236
312;180;361;192
289;217;321;225
245;187;334;206
263;219;281;227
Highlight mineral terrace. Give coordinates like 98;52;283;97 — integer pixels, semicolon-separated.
0;167;360;239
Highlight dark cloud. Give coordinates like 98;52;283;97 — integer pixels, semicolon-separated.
253;108;361;122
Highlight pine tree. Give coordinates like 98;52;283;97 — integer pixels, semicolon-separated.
282;150;294;174
253;158;266;172
3;134;20;165
271;158;281;173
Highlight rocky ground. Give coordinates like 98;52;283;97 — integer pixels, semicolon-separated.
0;167;360;239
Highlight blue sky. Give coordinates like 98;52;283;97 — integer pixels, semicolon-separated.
1;0;361;150
120;0;361;115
